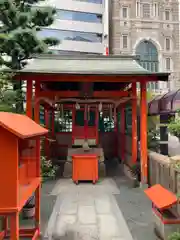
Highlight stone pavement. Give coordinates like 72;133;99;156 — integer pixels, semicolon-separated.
44;178;134;240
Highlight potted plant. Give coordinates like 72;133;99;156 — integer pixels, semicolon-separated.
22;156;58;219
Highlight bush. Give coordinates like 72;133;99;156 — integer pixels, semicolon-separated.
41;156;58;181
168;118;180;139
169;232;180;240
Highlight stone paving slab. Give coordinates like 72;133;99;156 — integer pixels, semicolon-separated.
50;178;120;196
45;179;133;240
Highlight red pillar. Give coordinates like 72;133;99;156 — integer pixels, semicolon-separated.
44;108;49;157
132;83;137;164
120;104;125;162
140;81;148;184
114;106;118;156
34;81;40;233
26;79;33;118
51;109;55;137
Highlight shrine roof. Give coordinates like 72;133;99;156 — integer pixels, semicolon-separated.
0;112;48;139
14;55;169;81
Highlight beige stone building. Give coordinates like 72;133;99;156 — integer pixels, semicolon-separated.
110;0;180;92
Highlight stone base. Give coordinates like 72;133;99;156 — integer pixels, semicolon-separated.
123;164;139;188
153;208;180;240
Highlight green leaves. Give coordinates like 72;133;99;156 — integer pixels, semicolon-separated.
168;117;180;139
168;231;180;240
0;0;59;70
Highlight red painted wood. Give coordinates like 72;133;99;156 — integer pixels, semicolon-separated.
132;83;137;164
140;82;148;184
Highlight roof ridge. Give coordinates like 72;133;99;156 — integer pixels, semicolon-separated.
31;54;139;61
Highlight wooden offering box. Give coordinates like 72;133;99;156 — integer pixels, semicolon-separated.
144;184;180;240
0;112;48;240
72;154;98;184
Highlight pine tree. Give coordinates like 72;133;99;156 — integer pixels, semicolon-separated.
0;0;59;112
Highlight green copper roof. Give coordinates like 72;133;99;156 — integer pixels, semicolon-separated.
17;55;168;80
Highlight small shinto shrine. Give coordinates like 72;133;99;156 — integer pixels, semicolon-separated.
0;112;48;239
13;54;169;184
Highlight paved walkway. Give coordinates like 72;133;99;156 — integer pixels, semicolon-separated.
44;178;134;240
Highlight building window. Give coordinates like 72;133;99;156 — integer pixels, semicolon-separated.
122;7;128;18
166;58;171;70
136;40;159;91
122;35;128;49
56;10;102;23
38;29;102;43
153;3;159;17
165;10;170;21
165;38;171;51
136;1;140;17
142;3;151;18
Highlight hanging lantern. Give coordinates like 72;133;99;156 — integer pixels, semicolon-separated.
99;102;102;112
61;104;64;119
87;105;90;121
109;104;112;120
75;102;80;110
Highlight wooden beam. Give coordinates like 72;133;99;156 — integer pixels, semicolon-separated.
140;82;148;184
26;79;33;118
15;74;159;83
131;82;137;164
120;104;125;162
38;90;129;99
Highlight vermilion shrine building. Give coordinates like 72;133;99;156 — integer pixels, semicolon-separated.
15;55;169;184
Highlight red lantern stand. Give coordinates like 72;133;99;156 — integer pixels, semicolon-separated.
0;112;48;240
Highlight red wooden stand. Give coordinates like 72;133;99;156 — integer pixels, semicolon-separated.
72;154;98;184
0;112;48;240
144;184;180;239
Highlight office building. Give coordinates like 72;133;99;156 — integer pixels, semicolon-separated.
37;0;109;55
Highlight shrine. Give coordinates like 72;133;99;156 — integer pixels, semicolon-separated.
14;54;169;184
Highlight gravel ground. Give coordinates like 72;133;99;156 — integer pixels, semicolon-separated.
114;176;156;240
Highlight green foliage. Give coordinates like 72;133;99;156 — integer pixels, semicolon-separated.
147;128;160;151
0;0;59;112
41;156;58;181
0;0;59;69
0;72;17;112
168;117;180;139
169;231;180;240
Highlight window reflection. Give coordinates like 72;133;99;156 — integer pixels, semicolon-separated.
51;50;101;55
38;29;102;43
74;0;102;4
56;10;102;23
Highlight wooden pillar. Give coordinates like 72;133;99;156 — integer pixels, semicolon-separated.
44;108;49;157
72;104;75;145
10;213;19;240
120;104;125;162
160;114;170;155
132;83;137;164
95;105;99;145
34;81;40;232
140;82;148;184
26;79;33;118
52;109;55;137
114;106;118;156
